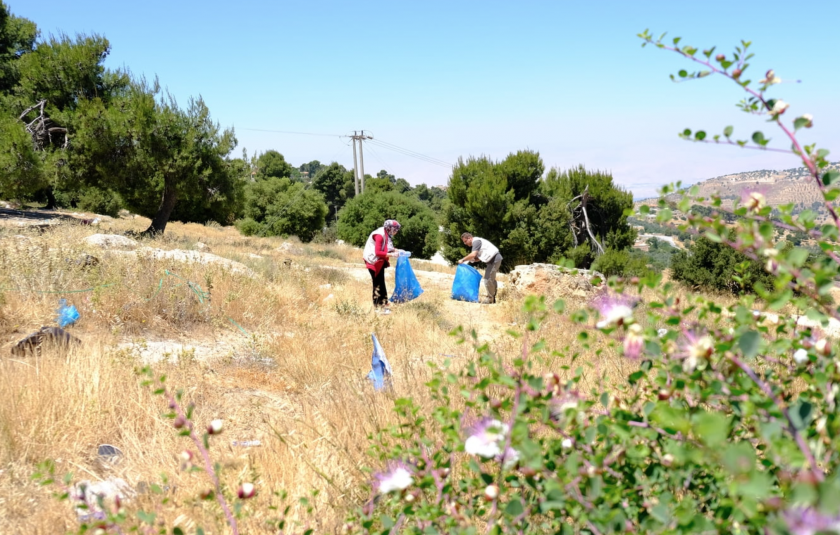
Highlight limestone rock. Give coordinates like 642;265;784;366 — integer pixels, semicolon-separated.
276;242;303;255
83;233;140;250
508;263;604;300
195;241;211;252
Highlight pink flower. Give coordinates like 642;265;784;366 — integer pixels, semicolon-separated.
374;462;414;494
783;507;840;535
465;418;508;458
592;294;637;329
680;330;714;372
623;324;644;359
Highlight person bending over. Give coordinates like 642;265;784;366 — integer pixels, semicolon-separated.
458;232;502;304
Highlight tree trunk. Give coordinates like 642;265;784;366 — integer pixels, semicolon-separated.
44;187;57;210
143;181;178;236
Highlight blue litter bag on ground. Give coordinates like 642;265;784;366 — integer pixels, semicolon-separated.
392;253;423;303
367;333;393;391
451;264;482;302
56;299;80;328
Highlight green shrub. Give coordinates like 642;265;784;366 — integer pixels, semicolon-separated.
670;235;774;294
237;177;328;242
337;191;439;259
591;248;650;277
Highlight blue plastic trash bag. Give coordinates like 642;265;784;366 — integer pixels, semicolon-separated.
367;333;393;391
392;253;423;303
451;264;482;302
56;299;80;328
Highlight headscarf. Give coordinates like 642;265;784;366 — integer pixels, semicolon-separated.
384;219;401;236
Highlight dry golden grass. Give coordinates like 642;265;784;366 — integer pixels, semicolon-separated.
0;216;637;534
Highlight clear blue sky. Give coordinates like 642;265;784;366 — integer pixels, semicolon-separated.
8;0;840;198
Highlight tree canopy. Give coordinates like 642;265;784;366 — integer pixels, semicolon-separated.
237;177;327;242
337;191;439;259
442;153;635;269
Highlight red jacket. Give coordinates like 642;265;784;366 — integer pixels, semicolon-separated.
365;233;390;276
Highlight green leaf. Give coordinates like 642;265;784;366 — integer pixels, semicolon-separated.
724;125;733;137
651;403;691;434
650;503;672;524
695;131;707;141
678;69;688;78
722;442;756;474
738;331;761;359
692;411;731;447
137;511;156;525
173;528;185;535
380;515;395;529
738;471;773;499
682;128;692;137
505;497;524;516
752;131;769;146
822;169;840;186
789;399;814;430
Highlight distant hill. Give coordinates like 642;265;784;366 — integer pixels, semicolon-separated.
636;162;840;218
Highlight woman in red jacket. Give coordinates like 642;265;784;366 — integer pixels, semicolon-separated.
362;219;402;314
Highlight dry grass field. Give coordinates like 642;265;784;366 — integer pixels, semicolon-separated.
0;214;715;534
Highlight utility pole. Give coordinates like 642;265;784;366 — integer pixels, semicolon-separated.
350;130;373;194
351;131;359;196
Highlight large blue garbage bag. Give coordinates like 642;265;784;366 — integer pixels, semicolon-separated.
451;264;482;302
392;253;423;303
367;333;393;391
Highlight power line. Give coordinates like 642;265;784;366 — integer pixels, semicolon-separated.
367;139;452;168
368;138;452;166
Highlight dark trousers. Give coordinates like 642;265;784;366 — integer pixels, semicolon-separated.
368;268;389;307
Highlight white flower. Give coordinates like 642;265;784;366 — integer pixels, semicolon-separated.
561;438;573;449
465;419;508;458
741;190;767;212
762;248;779;258
688;335;714;360
657;328;668;338
770;100;789;116
793;349;809;365
376;465;414;494
484;484;499;500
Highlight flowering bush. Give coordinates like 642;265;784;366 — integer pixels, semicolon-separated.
342;33;840;534
32;32;840;535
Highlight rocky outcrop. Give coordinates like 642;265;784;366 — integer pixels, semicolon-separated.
83;234;140;250
81;234;253;276
508;263;605;300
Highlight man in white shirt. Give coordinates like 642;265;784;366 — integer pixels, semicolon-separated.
458;232;503;304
